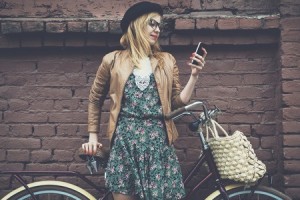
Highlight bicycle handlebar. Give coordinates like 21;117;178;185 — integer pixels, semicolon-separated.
165;101;209;120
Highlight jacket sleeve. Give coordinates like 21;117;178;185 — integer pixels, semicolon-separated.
169;53;187;110
88;52;116;133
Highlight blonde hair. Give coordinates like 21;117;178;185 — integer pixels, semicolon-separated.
120;12;162;68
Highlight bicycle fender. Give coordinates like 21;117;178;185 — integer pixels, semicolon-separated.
2;180;96;200
205;184;244;200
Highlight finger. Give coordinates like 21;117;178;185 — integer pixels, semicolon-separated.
93;144;97;155
202;48;207;59
187;62;203;70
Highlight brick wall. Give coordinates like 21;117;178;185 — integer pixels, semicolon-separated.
279;0;300;199
0;0;299;199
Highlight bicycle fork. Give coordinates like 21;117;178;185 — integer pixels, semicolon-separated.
198;126;230;200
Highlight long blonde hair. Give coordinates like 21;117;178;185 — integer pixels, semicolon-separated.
120;12;162;68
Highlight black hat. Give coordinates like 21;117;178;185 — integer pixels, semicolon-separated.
121;1;163;33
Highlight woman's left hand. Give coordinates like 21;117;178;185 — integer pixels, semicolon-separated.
187;48;207;77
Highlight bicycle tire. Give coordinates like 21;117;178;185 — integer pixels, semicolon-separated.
206;184;291;200
2;180;96;200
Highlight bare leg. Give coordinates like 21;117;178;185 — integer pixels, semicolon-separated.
112;192;135;200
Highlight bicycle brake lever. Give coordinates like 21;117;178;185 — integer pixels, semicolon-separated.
86;156;94;174
90;157;98;173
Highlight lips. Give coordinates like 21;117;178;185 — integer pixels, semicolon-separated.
150;34;158;40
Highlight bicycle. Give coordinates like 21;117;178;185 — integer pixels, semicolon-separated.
0;101;292;200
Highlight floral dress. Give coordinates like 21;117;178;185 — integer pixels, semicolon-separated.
105;73;186;200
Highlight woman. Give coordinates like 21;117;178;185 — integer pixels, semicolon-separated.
82;1;207;200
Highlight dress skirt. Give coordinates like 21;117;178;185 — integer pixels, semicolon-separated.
105;73;185;200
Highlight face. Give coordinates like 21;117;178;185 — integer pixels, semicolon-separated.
145;15;162;45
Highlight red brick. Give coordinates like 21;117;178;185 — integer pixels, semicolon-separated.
69;164;89;173
170;33;192;45
0;163;24;171
7;150;30;162
48;112;87;123
9;124;33;136
284;148;300;159
67;22;86;32
33;125;55;137
8;99;30;111
22;21;44;32
37;61;82;73
175;18;195;30
218;74;243;86
255;149;273;160
31;150;52;162
281;30;300;42
0;138;40;149
243;73;277;85
284;161;300;172
0;99;8;111
0;149;6;161
252;124;277;136
88;21;109;32
196;18;217;29
281;42;300;55
196;87;237;99
253;99;276;111
239;18;262;29
283;107;300;120
109;21;121;34
263;16;280;29
281;56;300;67
283;122;300;134
35;73;86;86
1;22;21;34
46;22;67;33
281;17;300;31
54;99;80;110
218;113;262;124
282;80;300;93
57;124;78;136
29;100;54;111
26;163;68;171
53;150;74;161
282;68;300;79
42;137;84;150
0;124;9;136
4;112;47;123
284;175;300;186
229;124;251;136
283;93;300;106
237;86;275;98
217;18;239;30
0;61;36;72
173;137;201;149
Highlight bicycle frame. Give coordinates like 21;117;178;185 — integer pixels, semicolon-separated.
181;125;230;200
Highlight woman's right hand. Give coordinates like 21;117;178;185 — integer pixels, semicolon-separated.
81;133;103;155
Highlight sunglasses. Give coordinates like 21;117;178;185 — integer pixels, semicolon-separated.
148;18;163;30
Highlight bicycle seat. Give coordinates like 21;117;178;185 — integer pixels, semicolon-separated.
78;147;110;174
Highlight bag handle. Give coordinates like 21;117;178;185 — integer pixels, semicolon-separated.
206;119;229;140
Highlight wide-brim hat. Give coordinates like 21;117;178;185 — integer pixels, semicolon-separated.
121;1;163;33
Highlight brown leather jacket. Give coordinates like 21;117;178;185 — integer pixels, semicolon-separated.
88;50;186;145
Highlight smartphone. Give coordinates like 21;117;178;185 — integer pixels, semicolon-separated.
191;42;205;65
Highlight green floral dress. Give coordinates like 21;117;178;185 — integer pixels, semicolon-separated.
105;73;185;200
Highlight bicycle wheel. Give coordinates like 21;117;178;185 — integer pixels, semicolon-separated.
207;185;291;200
2;180;96;200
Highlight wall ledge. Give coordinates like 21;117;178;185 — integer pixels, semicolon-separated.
0;14;280;35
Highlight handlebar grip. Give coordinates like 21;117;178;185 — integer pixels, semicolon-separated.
165;107;186;120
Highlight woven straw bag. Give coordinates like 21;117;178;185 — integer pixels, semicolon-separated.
206;119;266;184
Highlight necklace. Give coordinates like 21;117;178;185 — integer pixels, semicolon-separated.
133;57;152;91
